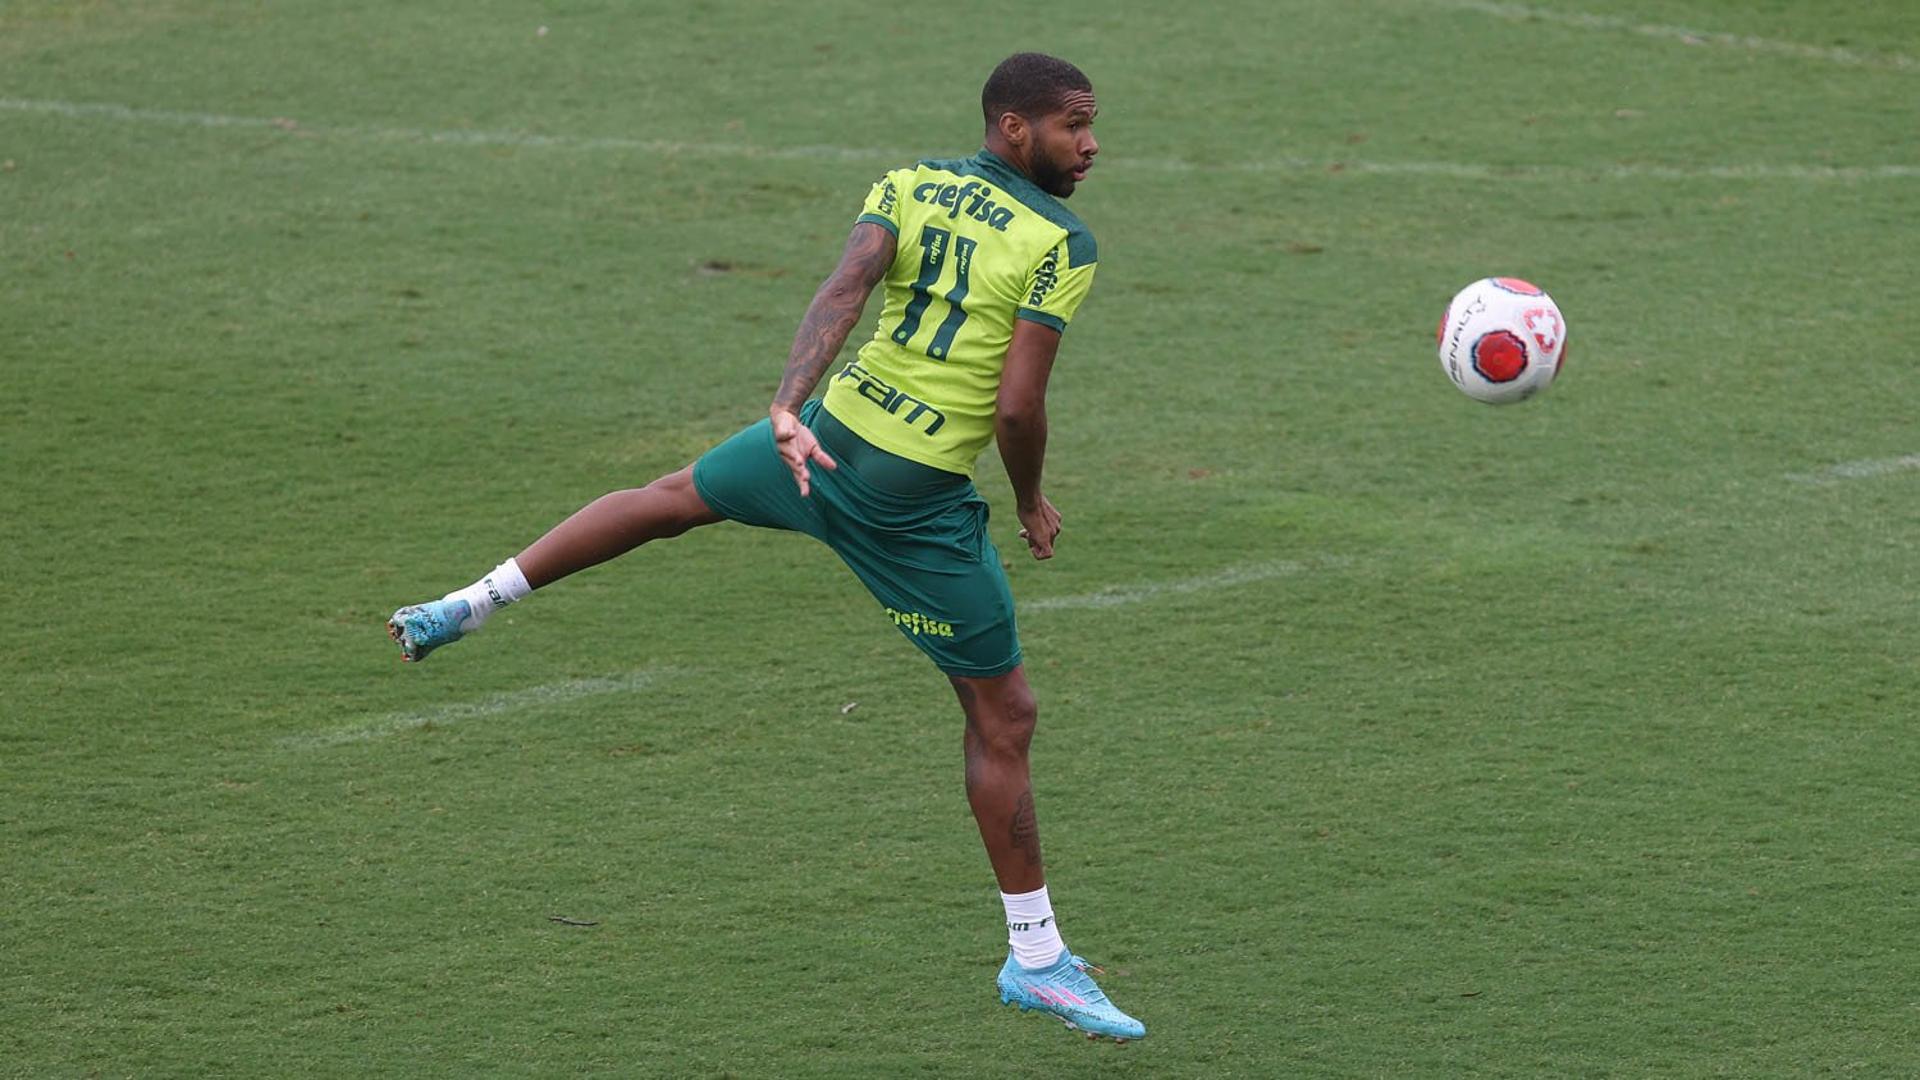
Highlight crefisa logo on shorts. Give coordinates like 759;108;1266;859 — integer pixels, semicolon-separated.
885;607;955;638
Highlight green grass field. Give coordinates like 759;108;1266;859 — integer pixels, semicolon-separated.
4;1;1917;1075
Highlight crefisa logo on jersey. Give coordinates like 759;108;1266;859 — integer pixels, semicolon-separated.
876;178;898;216
914;181;1015;231
1026;244;1060;307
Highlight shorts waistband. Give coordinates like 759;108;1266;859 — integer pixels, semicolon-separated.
810;401;970;498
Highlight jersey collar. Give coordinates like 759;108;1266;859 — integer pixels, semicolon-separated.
973;148;1055;208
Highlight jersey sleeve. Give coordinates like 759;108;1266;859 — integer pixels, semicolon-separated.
854;169;911;237
1015;229;1097;334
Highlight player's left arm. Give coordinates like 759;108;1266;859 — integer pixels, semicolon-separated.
769;220;896;495
1001;228;1096;559
997;320;1063;560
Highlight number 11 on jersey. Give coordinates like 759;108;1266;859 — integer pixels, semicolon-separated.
892;225;975;361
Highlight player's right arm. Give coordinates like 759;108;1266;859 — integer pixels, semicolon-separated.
768;220;896;495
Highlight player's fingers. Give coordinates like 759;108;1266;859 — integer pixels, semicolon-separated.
810;445;838;471
785;457;811;497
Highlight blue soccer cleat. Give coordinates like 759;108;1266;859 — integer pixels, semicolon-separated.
387;599;471;663
997;950;1146;1043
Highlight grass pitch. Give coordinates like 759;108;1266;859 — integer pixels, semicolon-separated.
3;1;1917;1075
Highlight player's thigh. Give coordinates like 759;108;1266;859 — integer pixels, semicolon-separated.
690;414;823;536
832;500;1022;679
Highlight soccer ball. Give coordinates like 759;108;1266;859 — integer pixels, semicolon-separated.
1435;278;1567;405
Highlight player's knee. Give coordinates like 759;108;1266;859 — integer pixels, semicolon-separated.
643;467;717;532
1004;685;1038;733
979;686;1037;758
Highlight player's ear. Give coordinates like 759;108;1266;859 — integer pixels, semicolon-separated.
997;110;1029;148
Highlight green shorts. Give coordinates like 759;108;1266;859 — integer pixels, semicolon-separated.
691;400;1021;678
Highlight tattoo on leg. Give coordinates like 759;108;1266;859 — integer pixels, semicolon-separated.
1010;789;1042;867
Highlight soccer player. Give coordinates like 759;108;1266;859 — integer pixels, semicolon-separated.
388;53;1143;1042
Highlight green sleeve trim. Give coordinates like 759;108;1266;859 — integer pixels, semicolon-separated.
1016;308;1067;333
855;213;898;236
1062;224;1097;266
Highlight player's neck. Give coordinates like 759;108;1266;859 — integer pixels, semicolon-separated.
981;138;1036;183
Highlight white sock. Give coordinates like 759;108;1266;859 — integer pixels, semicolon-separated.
1001;885;1067;969
442;558;533;633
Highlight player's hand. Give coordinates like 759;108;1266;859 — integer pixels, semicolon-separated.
770;407;836;497
1016;496;1062;560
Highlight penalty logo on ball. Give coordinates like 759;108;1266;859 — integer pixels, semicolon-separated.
1436;278;1568;405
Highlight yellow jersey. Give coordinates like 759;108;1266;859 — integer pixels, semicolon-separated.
819;149;1097;477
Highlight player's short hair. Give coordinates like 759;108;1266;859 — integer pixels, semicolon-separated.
981;53;1092;129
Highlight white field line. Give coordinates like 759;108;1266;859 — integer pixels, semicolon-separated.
287;670;674;748
1024;557;1348;613
4;96;1917;182
0;97;883;161
1432;0;1920;72
1786;454;1920;485
1198;158;1920;182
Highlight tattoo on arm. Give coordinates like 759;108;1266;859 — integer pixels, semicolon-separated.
1010;789;1043;867
772;224;894;413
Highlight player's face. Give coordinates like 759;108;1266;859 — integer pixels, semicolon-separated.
1026;91;1099;198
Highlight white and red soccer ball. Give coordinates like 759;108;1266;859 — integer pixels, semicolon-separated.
1435;278;1567;405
